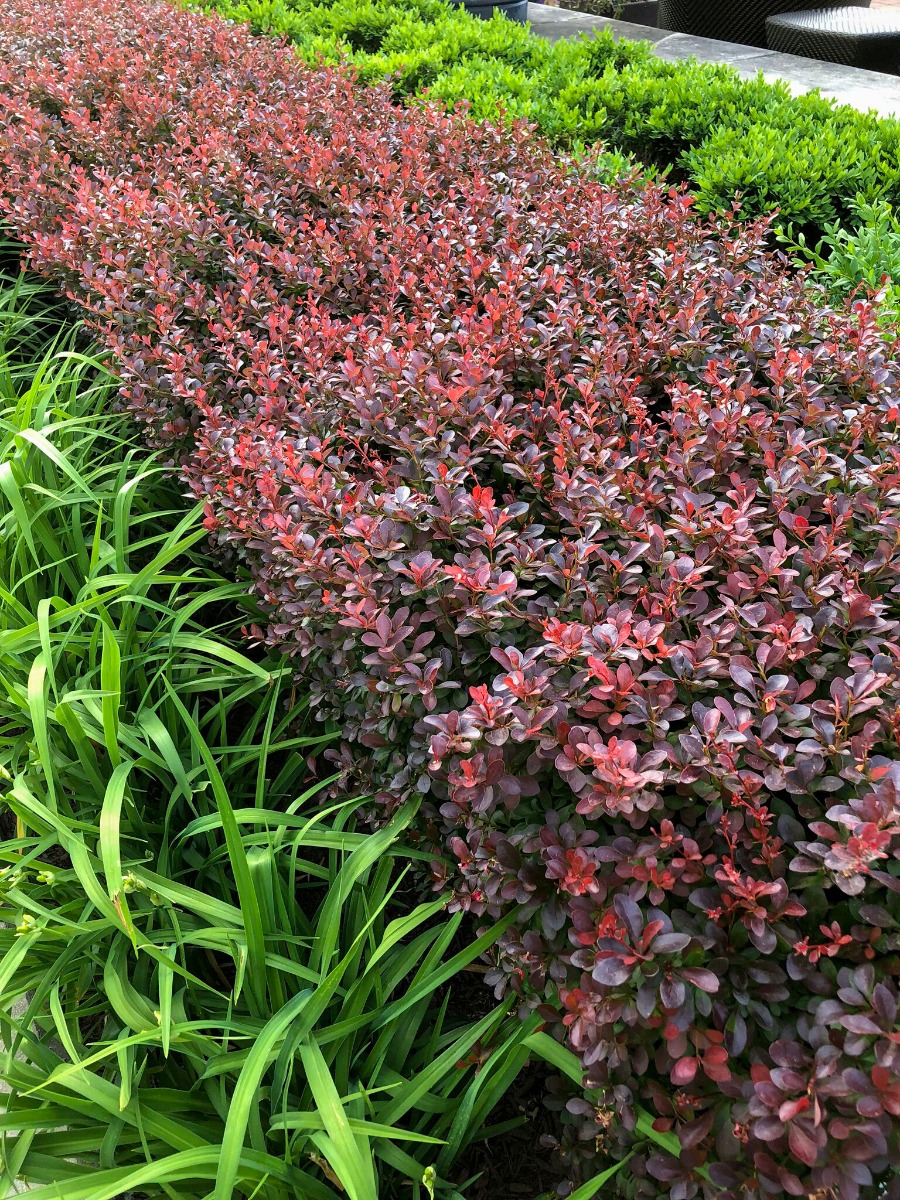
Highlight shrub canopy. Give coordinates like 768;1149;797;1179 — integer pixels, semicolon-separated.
199;0;900;245
1;2;899;1196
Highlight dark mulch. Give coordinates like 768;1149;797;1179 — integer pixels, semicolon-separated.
448;1062;567;1199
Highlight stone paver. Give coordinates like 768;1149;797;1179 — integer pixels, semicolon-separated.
528;3;900;116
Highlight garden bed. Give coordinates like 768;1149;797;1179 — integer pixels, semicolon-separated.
0;1;898;1199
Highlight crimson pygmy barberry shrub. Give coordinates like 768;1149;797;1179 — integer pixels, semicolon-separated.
1;2;899;1196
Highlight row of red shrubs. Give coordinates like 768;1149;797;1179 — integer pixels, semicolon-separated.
2;1;900;1195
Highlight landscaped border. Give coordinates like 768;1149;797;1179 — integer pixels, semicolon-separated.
2;2;900;1198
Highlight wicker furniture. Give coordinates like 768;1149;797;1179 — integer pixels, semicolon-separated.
455;0;528;18
766;6;900;70
657;0;867;47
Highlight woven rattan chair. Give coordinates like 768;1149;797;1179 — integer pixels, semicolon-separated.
658;0;867;47
766;6;900;71
454;0;528;19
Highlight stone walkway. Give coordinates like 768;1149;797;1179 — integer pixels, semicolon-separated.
528;3;900;116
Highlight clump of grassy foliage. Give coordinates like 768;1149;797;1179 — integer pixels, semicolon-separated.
0;266;602;1200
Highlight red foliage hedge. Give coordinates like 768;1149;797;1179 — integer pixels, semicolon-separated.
2;1;900;1196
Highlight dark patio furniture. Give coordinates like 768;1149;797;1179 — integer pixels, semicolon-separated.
620;1;659;23
658;0;867;47
766;6;900;71
454;0;528;19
